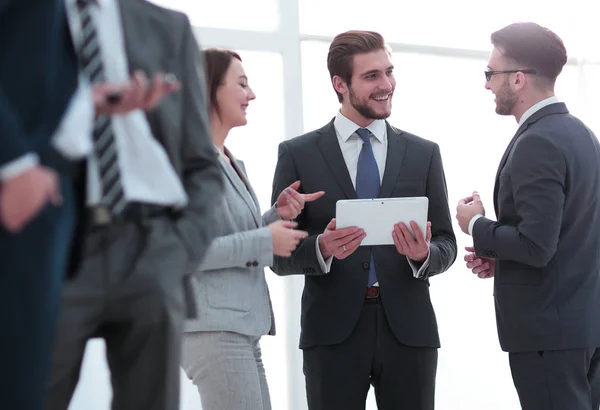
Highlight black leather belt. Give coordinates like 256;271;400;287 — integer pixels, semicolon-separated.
365;286;380;299
85;202;178;227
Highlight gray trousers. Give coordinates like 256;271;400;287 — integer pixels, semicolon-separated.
45;217;189;410
181;331;272;410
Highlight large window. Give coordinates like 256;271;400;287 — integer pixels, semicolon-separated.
70;1;600;410
299;0;599;58
159;0;280;32
296;43;599;410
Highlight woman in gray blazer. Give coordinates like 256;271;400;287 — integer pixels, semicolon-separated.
180;49;324;410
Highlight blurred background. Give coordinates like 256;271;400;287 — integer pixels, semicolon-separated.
68;1;600;409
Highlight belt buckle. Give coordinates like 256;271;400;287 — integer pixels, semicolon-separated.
91;206;112;226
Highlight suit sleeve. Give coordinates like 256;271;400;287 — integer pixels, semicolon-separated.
472;133;565;267
0;86;34;166
262;205;281;226
418;143;457;278
173;15;224;265
194;227;273;272
269;141;326;276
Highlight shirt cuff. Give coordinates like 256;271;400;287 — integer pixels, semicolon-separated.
315;234;333;274
0;153;39;180
468;214;484;236
51;80;94;159
408;249;431;279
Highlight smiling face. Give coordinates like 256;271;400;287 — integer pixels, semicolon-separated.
335;48;395;125
485;46;520;116
215;58;256;129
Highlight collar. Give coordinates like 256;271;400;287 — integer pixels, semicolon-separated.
518;96;559;126
334;111;386;143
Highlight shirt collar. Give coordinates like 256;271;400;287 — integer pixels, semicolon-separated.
518;96;559;126
334;111;386;143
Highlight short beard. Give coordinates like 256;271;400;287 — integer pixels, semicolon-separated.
349;86;391;120
495;77;518;116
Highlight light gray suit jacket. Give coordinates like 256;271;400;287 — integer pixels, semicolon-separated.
185;148;279;337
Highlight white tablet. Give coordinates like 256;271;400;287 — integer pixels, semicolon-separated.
335;197;429;246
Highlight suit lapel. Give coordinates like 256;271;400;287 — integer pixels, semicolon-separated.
379;123;406;198
115;0;188;176
493;126;526;213
243;176;263;222
118;0;139;71
231;157;262;225
220;149;261;227
316;120;357;199
492;102;569;213
117;0;157;132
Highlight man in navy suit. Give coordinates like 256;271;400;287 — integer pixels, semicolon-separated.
0;3;80;409
0;2;178;409
457;22;600;410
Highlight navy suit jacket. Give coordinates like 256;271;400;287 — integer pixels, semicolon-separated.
473;103;600;352
0;0;78;167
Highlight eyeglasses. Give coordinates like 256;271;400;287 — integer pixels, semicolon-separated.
484;69;537;81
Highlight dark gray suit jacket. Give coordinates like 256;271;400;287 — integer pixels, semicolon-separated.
118;0;223;268
473;102;600;352
271;120;456;349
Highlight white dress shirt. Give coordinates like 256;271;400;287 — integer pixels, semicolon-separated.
315;111;430;281
0;81;94;180
65;0;188;207
467;96;560;236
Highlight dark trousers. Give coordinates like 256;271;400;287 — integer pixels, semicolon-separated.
509;348;600;410
0;175;76;410
303;298;438;410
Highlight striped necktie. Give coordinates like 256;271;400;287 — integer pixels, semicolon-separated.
76;0;126;214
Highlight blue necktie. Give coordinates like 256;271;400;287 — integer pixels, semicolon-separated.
355;128;380;287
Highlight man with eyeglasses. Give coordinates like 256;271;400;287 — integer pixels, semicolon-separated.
456;22;600;410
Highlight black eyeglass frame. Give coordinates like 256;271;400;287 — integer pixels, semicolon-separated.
484;69;537;81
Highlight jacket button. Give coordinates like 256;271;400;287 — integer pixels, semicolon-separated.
252;261;258;267
246;261;252;267
363;262;370;270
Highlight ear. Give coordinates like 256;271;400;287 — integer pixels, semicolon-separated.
513;71;527;91
332;75;348;96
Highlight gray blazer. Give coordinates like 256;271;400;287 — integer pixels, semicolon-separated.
185;147;279;337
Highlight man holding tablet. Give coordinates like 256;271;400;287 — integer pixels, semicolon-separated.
270;30;457;410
